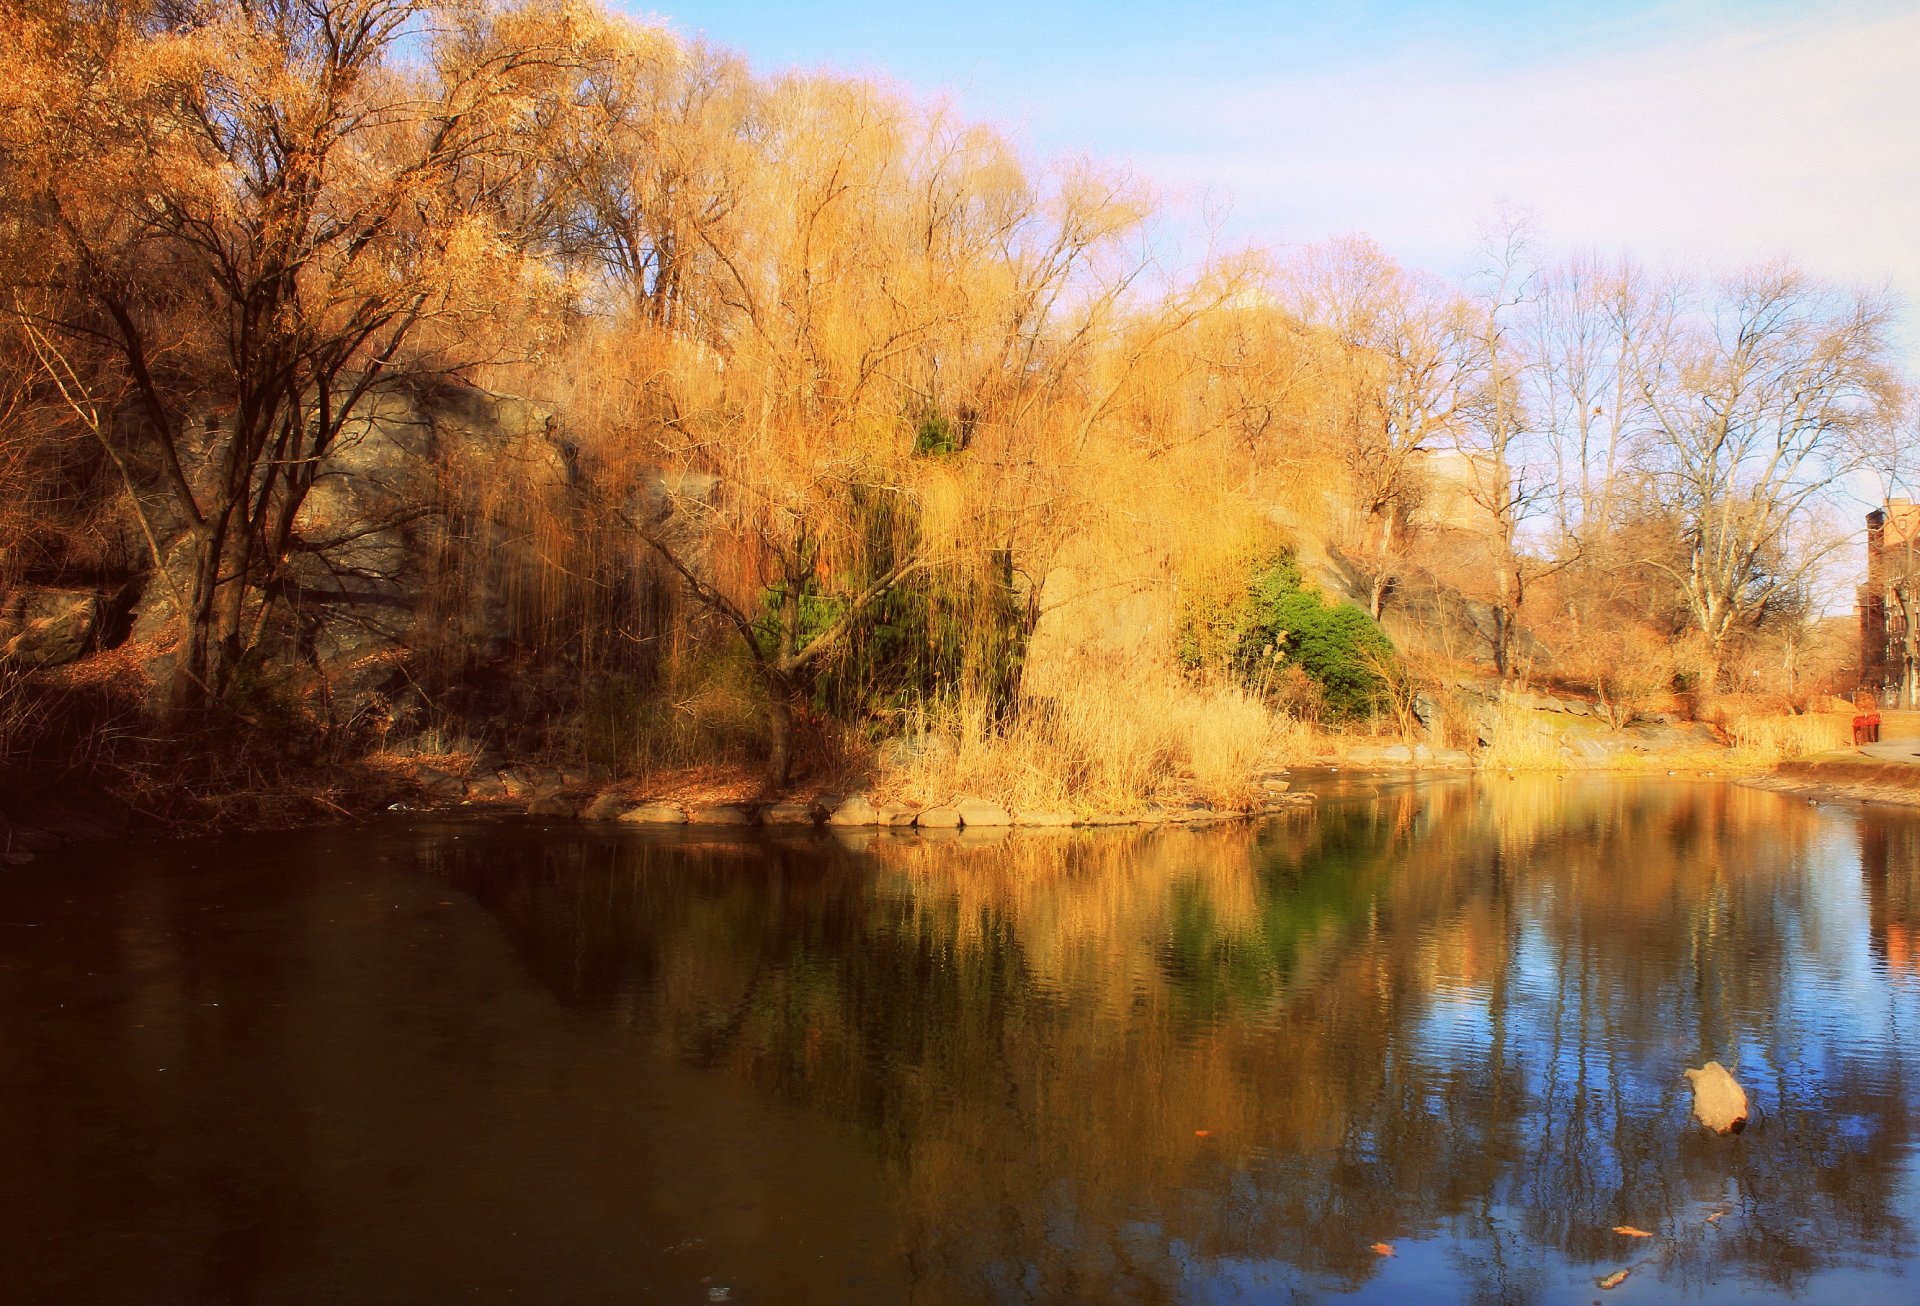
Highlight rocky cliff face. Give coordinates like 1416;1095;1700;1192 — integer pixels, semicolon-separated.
2;381;612;744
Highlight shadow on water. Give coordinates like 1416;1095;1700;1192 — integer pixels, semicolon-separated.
7;779;1920;1302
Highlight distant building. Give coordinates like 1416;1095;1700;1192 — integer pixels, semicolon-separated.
1859;498;1920;705
1410;446;1503;538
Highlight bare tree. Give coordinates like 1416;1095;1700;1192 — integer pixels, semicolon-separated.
8;0;610;708
1631;263;1901;682
1287;236;1476;617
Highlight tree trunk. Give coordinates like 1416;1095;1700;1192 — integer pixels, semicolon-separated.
169;525;228;712
765;674;796;788
1897;586;1918;710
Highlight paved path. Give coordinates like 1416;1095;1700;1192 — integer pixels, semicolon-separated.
1858;710;1920;763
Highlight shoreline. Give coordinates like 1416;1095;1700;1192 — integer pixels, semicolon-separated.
2;749;1858;868
1734;755;1920;809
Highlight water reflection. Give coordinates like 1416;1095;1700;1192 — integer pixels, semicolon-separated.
425;782;1920;1302
6;781;1920;1302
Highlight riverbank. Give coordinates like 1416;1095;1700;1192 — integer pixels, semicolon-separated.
1740;754;1920;808
0;704;1872;866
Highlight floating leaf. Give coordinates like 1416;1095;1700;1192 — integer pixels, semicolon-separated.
1613;1225;1654;1238
1598;1268;1631;1290
1194;1129;1212;1138
1369;1243;1394;1257
1706;1209;1726;1225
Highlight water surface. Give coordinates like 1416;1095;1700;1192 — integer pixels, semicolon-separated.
6;779;1920;1303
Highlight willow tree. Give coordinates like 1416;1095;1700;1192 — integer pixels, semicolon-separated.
572;62;1160;784
4;0;616;708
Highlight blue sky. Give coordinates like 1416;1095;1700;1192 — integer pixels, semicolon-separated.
637;1;1920;377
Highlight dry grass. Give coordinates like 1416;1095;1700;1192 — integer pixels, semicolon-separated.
1723;710;1853;764
1476;693;1573;772
882;674;1314;814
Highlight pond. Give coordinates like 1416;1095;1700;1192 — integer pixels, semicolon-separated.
5;779;1920;1303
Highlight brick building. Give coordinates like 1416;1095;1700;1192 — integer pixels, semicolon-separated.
1860;498;1920;706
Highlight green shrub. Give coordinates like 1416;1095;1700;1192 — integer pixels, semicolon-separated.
1181;551;1395;722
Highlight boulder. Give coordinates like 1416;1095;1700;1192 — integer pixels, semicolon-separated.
617;803;688;825
465;775;510;800
1260;778;1291;793
916;806;962;828
498;765;566;798
954;798;1012;827
1;589;101;668
582;792;630;821
686;803;753;826
417;768;467;800
1012;809;1075;827
1684;1061;1749;1135
877;804;920;827
527;795;574;818
825;794;879;826
760;802;820;825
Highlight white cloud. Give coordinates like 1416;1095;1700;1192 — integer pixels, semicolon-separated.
1022;6;1920;364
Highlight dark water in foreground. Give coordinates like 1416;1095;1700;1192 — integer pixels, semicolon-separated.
6;781;1920;1304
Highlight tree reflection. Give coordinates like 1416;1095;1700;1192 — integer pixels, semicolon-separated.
427;784;1920;1301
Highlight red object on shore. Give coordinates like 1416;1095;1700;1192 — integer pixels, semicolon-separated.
1854;712;1882;745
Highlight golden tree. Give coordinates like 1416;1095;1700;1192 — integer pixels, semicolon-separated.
5;0;622;708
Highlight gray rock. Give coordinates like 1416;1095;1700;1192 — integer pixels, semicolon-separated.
826;795;880;826
1079;813;1139;826
760;802;820;825
877;804;920;827
582;792;630;821
1565;736;1612;766
1260;778;1291;793
916;806;962;828
417;768;467;799
465;775;510;800
953;798;1012;827
498;765;566;798
527;795;574;818
1;589;100;668
1412;693;1440;727
617;803;688;825
687;803;753;826
1012;809;1075;827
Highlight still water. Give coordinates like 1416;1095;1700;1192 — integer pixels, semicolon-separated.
5;779;1920;1304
